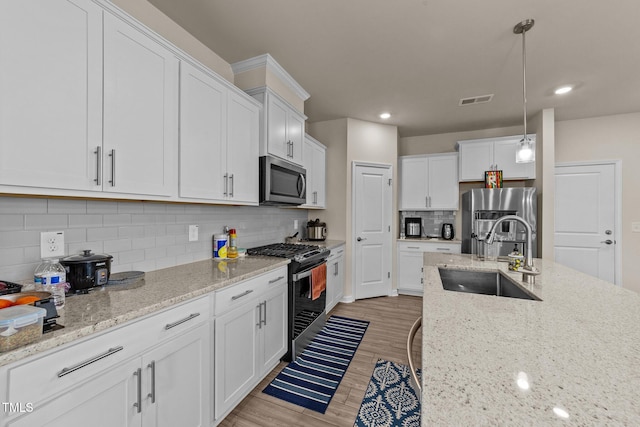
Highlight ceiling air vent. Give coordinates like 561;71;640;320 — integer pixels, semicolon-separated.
459;94;494;106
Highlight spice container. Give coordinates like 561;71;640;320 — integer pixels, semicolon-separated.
0;305;46;352
508;252;525;271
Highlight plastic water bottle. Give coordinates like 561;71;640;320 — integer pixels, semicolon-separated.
34;259;66;308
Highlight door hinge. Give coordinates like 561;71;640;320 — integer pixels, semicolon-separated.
388;272;391;279
421;278;423;284
388;225;391;232
388;178;392;186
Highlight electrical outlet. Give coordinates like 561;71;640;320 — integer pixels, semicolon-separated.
40;231;65;259
188;225;199;242
632;222;640;233
294;220;299;230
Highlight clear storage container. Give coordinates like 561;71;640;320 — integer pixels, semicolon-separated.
0;305;46;352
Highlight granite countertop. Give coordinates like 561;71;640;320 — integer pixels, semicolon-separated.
0;256;289;367
421;253;640;425
398;237;461;244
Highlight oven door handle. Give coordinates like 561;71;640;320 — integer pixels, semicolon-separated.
292;263;325;282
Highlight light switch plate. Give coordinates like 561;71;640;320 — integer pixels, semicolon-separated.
632;222;640;233
294;220;299;230
40;231;65;259
188;225;199;241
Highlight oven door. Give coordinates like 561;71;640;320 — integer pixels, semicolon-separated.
287;260;327;360
259;156;306;205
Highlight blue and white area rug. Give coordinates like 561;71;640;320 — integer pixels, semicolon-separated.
262;315;369;413
354;359;422;427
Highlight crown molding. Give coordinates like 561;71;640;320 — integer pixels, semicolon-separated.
231;53;310;101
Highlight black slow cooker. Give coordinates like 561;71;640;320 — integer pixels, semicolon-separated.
61;250;113;293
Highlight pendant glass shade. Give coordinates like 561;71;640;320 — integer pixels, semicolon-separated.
515;136;535;163
514;19;535;164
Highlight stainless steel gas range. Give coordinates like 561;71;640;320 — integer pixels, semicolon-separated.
246;243;329;361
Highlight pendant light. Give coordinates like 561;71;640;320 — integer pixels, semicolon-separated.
514;19;535;163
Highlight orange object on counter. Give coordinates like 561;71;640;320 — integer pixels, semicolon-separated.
311;264;326;301
0;299;13;309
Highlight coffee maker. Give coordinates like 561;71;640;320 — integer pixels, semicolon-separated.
405;217;422;238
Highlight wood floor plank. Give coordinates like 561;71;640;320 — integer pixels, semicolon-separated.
216;294;423;426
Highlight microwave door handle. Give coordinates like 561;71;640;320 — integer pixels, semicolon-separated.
298;173;306;198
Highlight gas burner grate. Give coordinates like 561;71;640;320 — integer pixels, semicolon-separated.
246;243;327;261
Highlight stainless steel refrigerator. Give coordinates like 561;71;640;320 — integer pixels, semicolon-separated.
461;188;537;259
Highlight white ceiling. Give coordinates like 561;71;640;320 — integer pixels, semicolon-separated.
148;0;640;137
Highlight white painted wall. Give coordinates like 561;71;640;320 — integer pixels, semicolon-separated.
556;112;640;293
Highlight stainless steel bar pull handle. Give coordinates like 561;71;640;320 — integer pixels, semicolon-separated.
133;368;142;413
164;313;200;330
229;174;234;197
109;149;116;186
147;361;156;404
223;173;228;196
262;301;267;326
94;146;101;185
232;289;254;300
268;276;285;284
256;302;262;328
57;346;124;378
334;263;338;276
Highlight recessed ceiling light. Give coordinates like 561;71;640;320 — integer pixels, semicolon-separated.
554;85;573;95
379;112;391;119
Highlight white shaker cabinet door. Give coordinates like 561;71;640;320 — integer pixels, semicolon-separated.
7;358;142;427
287;110;305;165
226;91;260;204
259;283;288;373
397;248;425;294
493;138;536;179
179;61;227;200
0;0;103;191
103;13;178;197
266;95;289;160
399;156;428;210
458;140;493;181
427;154;459;209
142;323;211;427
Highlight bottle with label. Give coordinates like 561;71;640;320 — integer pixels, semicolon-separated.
228;228;238;259
34;259;66;308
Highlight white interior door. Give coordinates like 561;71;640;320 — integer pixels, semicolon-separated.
554;162;619;284
353;163;392;299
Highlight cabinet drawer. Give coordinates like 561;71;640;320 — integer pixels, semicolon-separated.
215;266;287;315
398;241;462;254
6;296;209;406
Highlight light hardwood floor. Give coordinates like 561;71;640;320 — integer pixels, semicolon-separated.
218;294;423;427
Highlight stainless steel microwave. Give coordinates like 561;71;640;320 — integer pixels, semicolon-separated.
259;156;306;206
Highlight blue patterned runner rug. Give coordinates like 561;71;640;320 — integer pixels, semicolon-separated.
354;359;422;427
262;315;369;414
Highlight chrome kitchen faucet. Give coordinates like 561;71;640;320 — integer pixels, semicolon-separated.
486;215;540;284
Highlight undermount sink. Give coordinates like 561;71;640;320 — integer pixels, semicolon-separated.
438;268;540;301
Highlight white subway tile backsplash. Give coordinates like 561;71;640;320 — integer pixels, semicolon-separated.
25;214;68;230
0;196;308;282
0;198;47;214
0;215;24;231
87;227;119;241
87;200;118;214
69;214;103;228
48;199;87;214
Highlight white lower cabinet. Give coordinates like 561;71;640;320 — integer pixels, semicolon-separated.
214;267;288;422
1;297;210;427
397;241;461;295
326;245;345;312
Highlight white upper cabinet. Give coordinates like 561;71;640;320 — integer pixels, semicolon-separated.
225;91;260;204
249;88;306;166
302;135;326;209
457;135;536;182
179;61;259;205
102;13;178;197
178;61;227;201
399;153;459;210
0;0;103;191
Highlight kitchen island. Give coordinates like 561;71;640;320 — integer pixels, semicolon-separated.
0;256;289;367
421;253;640;425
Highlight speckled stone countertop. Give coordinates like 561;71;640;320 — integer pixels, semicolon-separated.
421;253;640;425
0;256;289;367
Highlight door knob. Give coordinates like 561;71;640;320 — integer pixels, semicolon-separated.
601;239;613;245
357;237;367;242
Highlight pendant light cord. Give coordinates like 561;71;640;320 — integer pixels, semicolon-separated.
521;27;527;140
